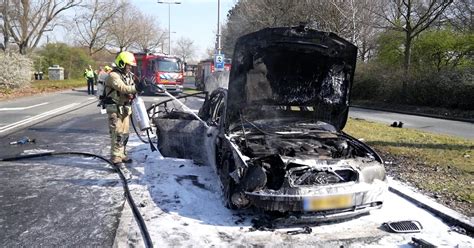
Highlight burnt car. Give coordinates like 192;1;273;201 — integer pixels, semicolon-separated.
152;26;387;221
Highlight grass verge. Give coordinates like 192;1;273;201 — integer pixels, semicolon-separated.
344;118;473;216
31;79;85;91
183;88;201;94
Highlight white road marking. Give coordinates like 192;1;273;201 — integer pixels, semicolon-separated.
88;97;96;100
0;102;49;111
0;103;79;133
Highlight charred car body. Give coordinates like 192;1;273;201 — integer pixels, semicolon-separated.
153;26;387;220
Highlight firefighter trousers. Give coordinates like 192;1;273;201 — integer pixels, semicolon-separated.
108;111;130;163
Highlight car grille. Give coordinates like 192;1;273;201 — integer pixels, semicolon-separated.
289;168;358;186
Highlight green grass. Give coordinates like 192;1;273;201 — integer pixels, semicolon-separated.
31;79;85;91
344;118;473;204
344;118;473;172
183;88;201;94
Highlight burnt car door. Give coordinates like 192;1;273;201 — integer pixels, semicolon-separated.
154;89;225;168
198;88;227;171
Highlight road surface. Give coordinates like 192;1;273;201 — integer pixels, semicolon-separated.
0;88;472;246
349;107;474;139
0;89;123;246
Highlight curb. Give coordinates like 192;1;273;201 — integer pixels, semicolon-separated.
350;105;474;123
388;178;473;234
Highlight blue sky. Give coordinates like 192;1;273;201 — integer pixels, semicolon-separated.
133;0;235;60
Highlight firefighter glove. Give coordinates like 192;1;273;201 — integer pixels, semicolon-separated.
135;80;147;93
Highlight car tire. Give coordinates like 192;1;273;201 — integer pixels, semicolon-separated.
221;153;238;210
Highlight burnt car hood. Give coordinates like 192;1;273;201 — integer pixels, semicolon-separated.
226;26;357;131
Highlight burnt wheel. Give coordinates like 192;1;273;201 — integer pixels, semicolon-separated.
221;153;238;209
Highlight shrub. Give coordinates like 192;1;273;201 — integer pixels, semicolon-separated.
34;43;95;79
353;62;474;110
353;62;405;102
352;63;382;100
406;68;474;109
0;52;33;89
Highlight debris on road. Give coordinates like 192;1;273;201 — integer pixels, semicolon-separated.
411;237;436;247
287;226;312;235
449;225;467;235
249;217;275;232
390;121;404;128
9;136;35;145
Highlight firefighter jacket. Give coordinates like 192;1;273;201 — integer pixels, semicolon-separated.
104;70;137;114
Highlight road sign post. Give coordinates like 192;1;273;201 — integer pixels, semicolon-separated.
214;54;225;72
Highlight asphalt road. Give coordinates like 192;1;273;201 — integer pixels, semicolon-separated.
349;107;474;139
0;89;97;137
0;89;125;246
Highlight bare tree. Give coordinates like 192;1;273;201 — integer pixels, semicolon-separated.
222;0;363;56
173;37;196;62
375;0;454;73
325;0;381;61
106;2;138;52
204;45;214;59
73;0;125;56
222;0;312;55
445;0;473;32
132;13;166;53
1;0;11;51
4;0;81;54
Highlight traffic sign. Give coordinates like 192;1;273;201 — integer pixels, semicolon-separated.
214;54;225;71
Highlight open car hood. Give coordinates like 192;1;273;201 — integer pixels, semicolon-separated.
226;26;357;131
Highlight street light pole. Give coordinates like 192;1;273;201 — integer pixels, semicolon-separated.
157;1;181;55
167;3;171;54
216;0;221;55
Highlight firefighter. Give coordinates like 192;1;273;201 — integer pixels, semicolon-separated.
84;65;96;95
103;51;146;177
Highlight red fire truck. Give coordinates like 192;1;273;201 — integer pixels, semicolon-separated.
195;58;231;90
133;53;184;94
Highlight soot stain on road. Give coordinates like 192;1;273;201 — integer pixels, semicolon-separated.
175;175;210;191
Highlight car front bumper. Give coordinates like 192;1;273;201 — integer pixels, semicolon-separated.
245;180;388;219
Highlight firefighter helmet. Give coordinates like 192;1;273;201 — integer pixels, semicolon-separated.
104;65;112;72
115;51;136;69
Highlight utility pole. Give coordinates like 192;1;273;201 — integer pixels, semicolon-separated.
157;1;181;54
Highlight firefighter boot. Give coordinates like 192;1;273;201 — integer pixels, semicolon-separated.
122;157;133;163
114;162;132;180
